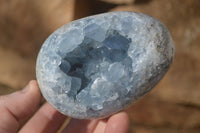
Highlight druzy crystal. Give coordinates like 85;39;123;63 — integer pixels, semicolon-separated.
36;12;175;119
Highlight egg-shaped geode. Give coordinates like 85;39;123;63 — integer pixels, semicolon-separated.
36;12;175;119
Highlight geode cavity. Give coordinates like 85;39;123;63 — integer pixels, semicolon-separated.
36;12;175;119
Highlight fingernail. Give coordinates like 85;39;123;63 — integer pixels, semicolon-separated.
22;85;29;93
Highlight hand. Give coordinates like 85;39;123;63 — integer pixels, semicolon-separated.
0;80;129;133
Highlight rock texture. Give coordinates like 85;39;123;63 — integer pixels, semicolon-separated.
100;0;135;4
0;0;200;132
36;12;174;119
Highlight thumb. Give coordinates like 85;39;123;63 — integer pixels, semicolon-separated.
0;80;42;133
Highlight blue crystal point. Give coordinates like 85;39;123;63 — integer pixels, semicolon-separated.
36;12;175;119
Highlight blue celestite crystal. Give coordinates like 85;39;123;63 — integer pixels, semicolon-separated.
36;12;175;119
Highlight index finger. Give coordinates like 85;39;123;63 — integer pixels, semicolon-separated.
19;103;67;133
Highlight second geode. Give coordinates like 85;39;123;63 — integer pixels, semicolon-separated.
36;12;175;119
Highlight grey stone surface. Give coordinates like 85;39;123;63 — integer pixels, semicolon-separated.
36;12;175;119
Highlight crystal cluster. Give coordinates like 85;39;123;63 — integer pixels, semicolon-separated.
36;12;175;119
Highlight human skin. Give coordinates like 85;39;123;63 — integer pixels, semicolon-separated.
0;80;129;133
